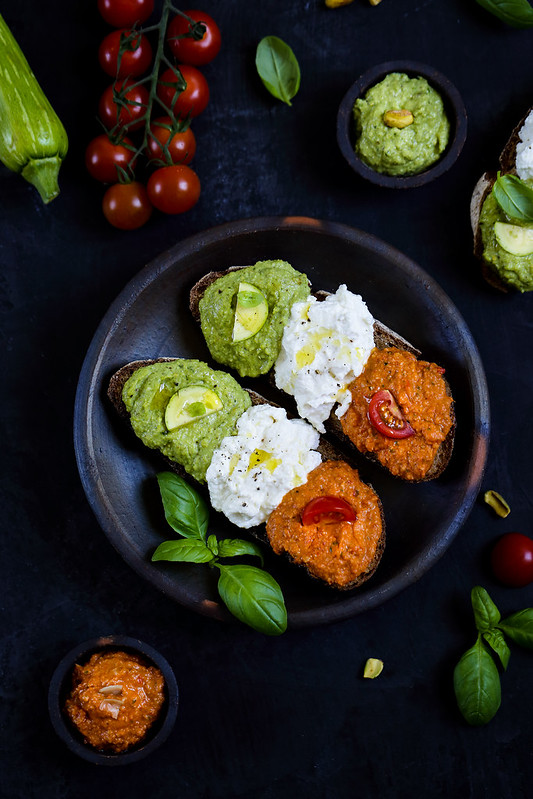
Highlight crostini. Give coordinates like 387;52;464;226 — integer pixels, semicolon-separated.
471;105;533;293
190;262;455;482
108;357;386;591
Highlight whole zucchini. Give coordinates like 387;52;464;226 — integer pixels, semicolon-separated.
0;13;68;203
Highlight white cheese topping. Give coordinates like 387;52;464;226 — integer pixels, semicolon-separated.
274;285;375;432
516;111;533;183
206;404;321;528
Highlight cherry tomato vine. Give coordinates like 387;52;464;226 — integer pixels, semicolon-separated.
87;0;221;229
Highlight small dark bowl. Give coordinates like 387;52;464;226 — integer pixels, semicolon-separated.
337;60;467;188
48;635;178;765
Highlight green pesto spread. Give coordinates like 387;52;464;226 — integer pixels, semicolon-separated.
353;73;450;177
122;359;251;483
479;189;533;292
198;260;310;377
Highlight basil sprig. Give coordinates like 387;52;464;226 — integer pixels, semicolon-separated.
152;472;287;635
453;587;533;725
476;0;533;27
255;36;301;106
492;172;533;223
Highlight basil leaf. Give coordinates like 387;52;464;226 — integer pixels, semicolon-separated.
157;471;209;540
207;534;219;556
471;586;501;631
476;0;533;27
152;538;214;563
499;609;533;649
216;563;287;635
255;36;301;106
492;173;533;222
217;538;264;565
453;637;501;725
482;628;511;670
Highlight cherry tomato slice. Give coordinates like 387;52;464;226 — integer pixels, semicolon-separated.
98;29;152;78
301;496;356;526
156;65;209;118
368;389;414;439
102;181;152;230
167;10;221;66
98;0;154;28
85;134;136;183
491;532;533;587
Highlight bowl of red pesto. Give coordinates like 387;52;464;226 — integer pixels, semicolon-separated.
48;635;178;765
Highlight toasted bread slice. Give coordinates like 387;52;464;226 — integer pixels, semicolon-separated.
470;106;533;292
108;357;385;591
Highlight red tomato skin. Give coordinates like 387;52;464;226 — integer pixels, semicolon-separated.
98;29;152;78
491;533;533;587
146;165;200;214
146;116;196;164
156;65;209;118
98;0;154;28
85;134;136;183
102;181;152;230
368;389;415;439
301;496;356;526
167;10;221;66
98;79;149;131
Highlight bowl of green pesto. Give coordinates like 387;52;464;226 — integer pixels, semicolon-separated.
337;61;467;188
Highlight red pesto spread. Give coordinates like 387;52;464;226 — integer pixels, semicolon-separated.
341;347;454;481
64;650;165;753
266;460;383;589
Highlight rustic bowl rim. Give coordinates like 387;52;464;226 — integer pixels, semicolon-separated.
336;59;468;188
48;635;179;765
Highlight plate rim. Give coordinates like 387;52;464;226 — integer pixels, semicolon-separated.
74;215;490;627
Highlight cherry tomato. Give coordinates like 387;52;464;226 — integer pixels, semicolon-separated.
98;0;154;28
102;181;152;230
167;10;221;66
368;389;415;439
491;533;533;587
301;496;356;526
85;134;136;183
98;29;152;78
98;79;149;131
146;165;200;214
146;116;196;164
156;65;209;118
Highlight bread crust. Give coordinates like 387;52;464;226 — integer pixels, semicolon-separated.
108;357;386;591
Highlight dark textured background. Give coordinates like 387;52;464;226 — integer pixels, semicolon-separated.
1;1;533;796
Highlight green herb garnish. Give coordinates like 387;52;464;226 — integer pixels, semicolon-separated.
492;173;533;223
152;472;287;635
453;587;533;725
255;36;301;106
476;0;533;28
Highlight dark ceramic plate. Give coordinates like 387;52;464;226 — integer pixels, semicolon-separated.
48;635;178;765
337;60;468;188
74;217;489;628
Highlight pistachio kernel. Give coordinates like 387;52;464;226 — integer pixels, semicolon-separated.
325;0;354;7
369;0;383;5
383;109;414;129
484;490;511;518
363;658;384;679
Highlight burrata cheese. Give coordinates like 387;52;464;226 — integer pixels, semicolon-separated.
274;285;375;432
206;404;321;528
